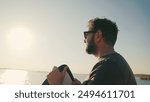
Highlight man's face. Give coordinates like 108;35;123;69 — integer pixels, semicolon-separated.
84;20;97;55
84;29;97;55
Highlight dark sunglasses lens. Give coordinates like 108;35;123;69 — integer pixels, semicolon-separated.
83;31;95;39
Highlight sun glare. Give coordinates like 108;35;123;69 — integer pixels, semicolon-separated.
7;27;33;51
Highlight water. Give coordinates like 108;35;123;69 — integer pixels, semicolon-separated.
0;68;150;85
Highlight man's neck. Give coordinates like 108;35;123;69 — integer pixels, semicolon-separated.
95;46;115;59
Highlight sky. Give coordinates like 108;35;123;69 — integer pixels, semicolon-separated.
0;0;150;74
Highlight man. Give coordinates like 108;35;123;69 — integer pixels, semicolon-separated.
47;17;137;85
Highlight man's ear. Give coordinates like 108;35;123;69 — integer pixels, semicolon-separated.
95;30;103;43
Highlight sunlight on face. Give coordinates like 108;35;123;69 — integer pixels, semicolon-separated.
7;27;33;51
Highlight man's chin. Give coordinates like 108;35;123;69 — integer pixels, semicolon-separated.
86;49;94;55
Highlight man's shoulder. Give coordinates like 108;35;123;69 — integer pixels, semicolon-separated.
105;52;128;65
95;52;122;65
107;52;124;60
92;52;127;72
92;54;119;71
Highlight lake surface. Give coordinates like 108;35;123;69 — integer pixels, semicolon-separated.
0;68;149;85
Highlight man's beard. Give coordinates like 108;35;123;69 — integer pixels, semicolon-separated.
86;35;96;55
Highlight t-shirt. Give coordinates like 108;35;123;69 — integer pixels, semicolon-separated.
82;52;137;85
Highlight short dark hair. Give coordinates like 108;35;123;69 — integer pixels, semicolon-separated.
89;18;119;46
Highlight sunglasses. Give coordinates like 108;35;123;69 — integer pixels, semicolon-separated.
83;31;96;39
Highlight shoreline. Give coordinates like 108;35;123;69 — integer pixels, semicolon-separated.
135;74;150;80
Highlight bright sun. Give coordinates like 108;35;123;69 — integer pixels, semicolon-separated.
7;27;33;51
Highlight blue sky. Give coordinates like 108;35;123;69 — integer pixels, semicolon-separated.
0;0;150;74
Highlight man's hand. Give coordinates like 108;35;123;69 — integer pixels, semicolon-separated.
47;66;67;85
72;78;81;85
